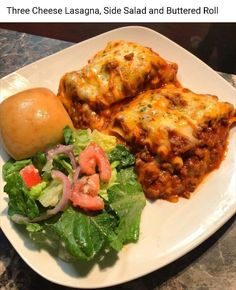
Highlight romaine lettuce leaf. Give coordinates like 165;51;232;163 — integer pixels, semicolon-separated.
99;166;117;200
32;152;47;172
3;159;32;181
71;129;91;155
38;179;63;207
3;161;42;219
28;181;47;199
53;207;122;260
24;205;123;262
108;167;146;243
4;172;40;219
29;221;61;257
42;154;72;177
63;127;117;154
108;144;135;170
63;126;74;145
91;130;117;152
26;223;43;232
52;154;73;175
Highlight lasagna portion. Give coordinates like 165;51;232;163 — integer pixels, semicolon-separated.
112;85;235;201
58;40;178;129
57;40;235;202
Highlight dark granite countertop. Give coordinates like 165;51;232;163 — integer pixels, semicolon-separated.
0;28;235;290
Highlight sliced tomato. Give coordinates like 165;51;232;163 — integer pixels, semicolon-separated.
73;174;100;197
79;143;112;182
20;164;42;188
70;174;104;211
70;192;104;211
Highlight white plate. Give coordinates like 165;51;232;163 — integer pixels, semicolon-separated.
0;26;236;288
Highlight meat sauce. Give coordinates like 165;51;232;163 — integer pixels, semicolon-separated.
135;118;231;201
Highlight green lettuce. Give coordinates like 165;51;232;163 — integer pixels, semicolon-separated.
28;207;122;261
3;160;42;219
108;168;146;243
64;126;117;154
28;181;47;199
72;129;91;155
91;130;117;152
63;126;74;145
108;144;135;170
52;207;122;260
99;166;117;200
38;179;63;207
32;152;47;172
3;159;32;181
3;172;40;219
52;154;73;175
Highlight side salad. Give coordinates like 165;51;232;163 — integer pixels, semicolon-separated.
2;127;146;262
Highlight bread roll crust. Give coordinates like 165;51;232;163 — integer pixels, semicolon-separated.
0;88;73;160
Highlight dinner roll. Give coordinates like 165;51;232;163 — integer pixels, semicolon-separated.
0;88;73;160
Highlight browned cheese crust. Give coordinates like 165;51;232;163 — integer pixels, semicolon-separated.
58;40;178;131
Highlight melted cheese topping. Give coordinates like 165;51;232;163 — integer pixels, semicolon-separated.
112;85;234;153
59;41;177;108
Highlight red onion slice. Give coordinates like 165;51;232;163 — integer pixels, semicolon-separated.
47;144;77;169
11;213;54;224
73;166;81;184
47;144;73;158
68;151;77;169
47;170;72;216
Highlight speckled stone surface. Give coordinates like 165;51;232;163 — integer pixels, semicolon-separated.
0;28;235;290
0;29;72;78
